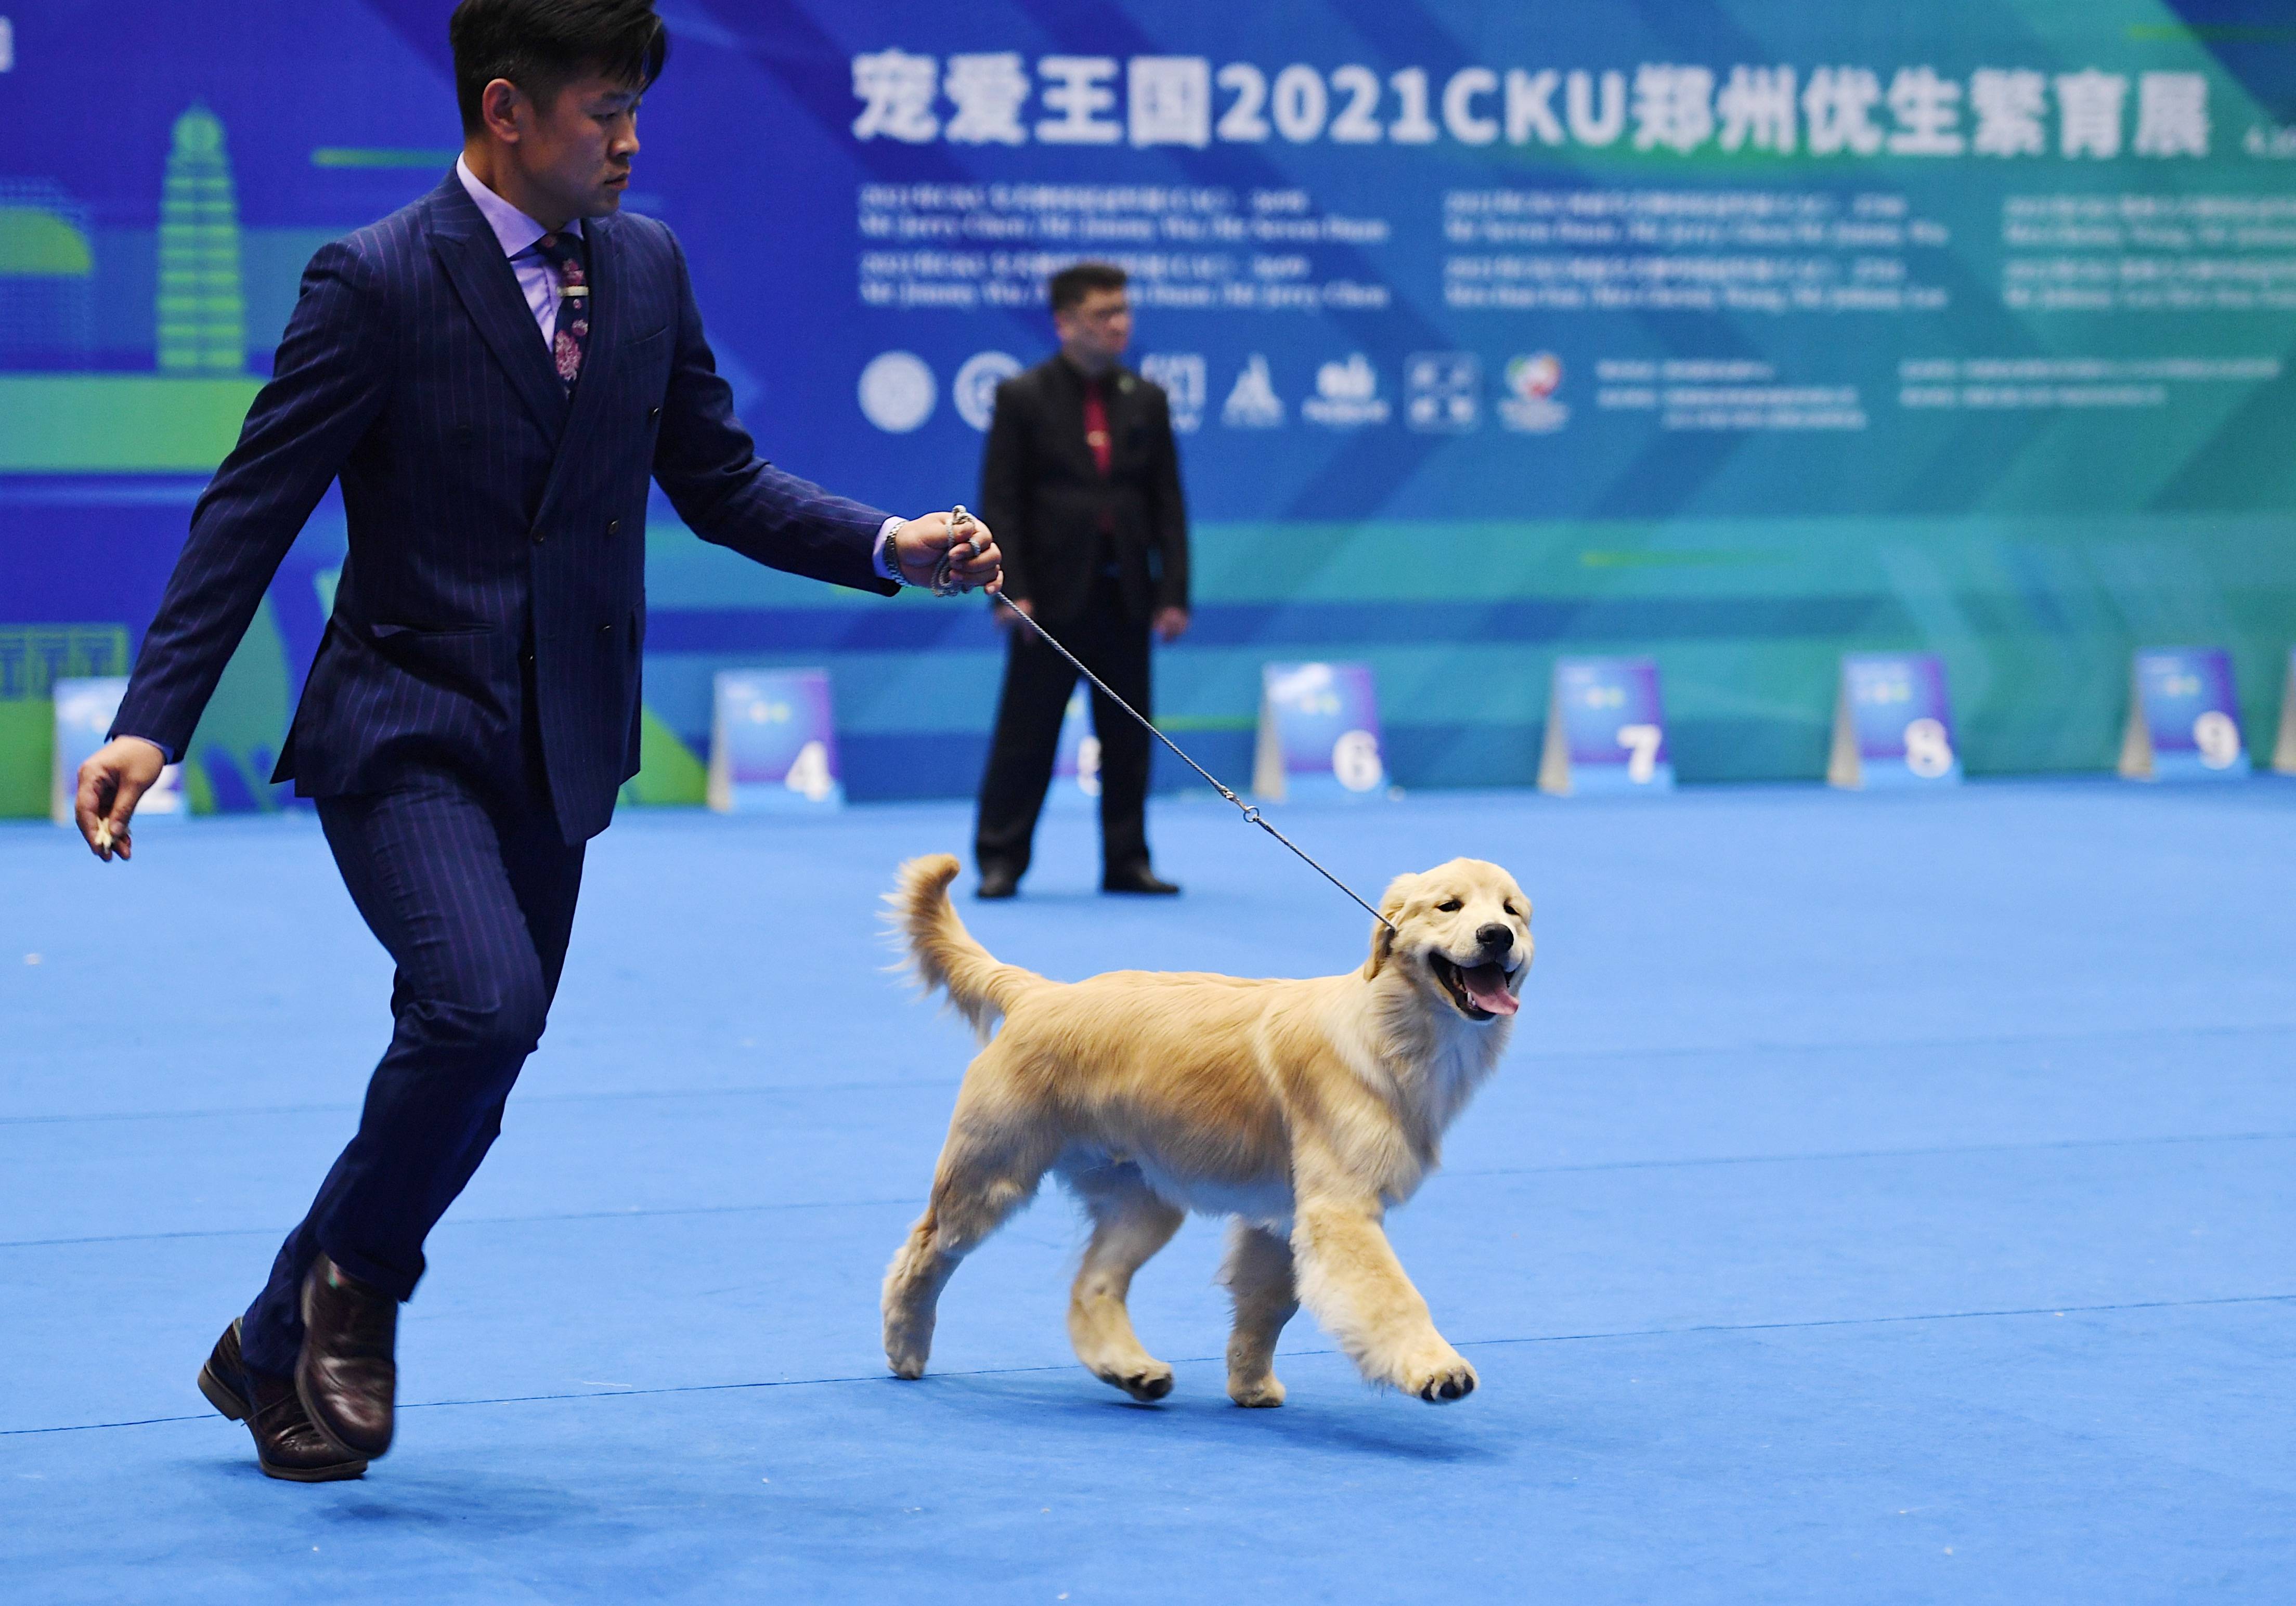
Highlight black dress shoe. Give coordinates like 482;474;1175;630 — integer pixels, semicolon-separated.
976;865;1020;899
1102;865;1181;895
297;1254;397;1461
198;1318;367;1482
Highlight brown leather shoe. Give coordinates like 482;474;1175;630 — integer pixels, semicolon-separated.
296;1254;397;1461
197;1319;367;1482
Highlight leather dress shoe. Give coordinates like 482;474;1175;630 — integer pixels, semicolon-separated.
297;1254;398;1461
976;865;1020;899
1102;864;1181;895
198;1318;367;1482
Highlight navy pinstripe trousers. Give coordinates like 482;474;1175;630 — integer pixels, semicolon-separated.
238;730;582;1378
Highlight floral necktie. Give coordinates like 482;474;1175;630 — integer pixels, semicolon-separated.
532;231;589;392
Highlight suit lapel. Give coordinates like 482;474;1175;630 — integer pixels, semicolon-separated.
425;179;567;440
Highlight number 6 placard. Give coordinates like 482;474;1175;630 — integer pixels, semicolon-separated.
1827;653;1961;789
1252;661;1387;804
708;668;846;812
2119;647;2247;782
1537;656;1674;797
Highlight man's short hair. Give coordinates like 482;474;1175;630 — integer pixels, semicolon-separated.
450;0;670;134
1049;262;1128;315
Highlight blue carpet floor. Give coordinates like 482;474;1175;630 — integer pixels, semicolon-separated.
2;780;2292;1603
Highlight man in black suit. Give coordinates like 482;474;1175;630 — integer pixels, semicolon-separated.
974;263;1190;898
69;0;999;1482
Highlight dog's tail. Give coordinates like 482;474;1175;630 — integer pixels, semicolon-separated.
886;854;1041;1041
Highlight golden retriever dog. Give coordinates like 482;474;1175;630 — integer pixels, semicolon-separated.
880;853;1530;1407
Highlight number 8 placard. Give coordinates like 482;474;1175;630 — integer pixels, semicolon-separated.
1538;656;1674;797
1828;654;1962;789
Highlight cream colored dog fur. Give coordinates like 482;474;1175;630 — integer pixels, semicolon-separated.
881;853;1531;1407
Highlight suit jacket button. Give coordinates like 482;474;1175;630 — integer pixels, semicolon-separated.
648;406;661;420
531;530;546;545
606;518;620;536
600;622;613;634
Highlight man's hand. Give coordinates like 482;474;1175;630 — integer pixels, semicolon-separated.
892;512;1003;594
75;737;167;862
1153;606;1190;644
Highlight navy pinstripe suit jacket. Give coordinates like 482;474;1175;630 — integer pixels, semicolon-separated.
113;174;897;842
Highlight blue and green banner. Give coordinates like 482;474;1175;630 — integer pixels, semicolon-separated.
3;1;2293;812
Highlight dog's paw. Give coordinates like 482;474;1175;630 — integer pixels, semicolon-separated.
883;1316;934;1380
1095;1361;1175;1403
1406;1354;1478;1405
1228;1375;1287;1408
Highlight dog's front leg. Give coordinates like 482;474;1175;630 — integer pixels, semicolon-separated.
1289;1190;1477;1404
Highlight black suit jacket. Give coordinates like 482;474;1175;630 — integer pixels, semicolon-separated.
112;174;896;842
976;356;1188;629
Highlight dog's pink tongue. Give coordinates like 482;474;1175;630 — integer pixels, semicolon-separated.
1461;963;1517;1015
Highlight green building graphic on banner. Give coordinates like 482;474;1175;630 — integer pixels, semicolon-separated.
157;103;246;374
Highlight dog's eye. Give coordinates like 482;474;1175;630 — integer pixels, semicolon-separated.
1436;899;1463;913
1503;901;1519;917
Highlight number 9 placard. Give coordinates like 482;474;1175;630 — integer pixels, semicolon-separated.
1538;656;1674;797
1828;654;1962;789
2119;647;2248;782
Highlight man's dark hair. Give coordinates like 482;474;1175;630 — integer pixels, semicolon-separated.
450;0;669;134
1048;262;1128;314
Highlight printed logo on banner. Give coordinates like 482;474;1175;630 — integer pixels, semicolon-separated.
1138;352;1206;432
1302;355;1389;427
1405;352;1481;433
1538;656;1673;796
858;350;935;433
1498;354;1569;433
2119;647;2248;781
1827;653;1961;789
953;350;1023;430
708;668;845;812
1252;661;1387;804
50;677;184;825
1221;355;1284;427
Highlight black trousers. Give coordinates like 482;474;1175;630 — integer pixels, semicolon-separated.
238;747;583;1378
975;577;1152;879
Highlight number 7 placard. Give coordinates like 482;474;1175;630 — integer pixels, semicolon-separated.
1537;656;1673;796
1827;654;1961;789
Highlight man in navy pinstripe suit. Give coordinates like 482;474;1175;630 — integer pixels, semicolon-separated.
71;0;1000;1482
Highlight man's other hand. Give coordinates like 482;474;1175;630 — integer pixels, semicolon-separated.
994;595;1036;631
75;737;167;861
893;512;1003;594
1153;606;1190;643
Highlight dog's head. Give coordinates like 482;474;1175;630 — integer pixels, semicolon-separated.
1362;858;1532;1024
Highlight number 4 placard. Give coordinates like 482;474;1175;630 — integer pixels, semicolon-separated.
1827;654;1961;789
1537;656;1673;796
2119;647;2247;782
708;668;846;812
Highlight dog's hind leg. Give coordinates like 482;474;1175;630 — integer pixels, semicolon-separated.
1218;1220;1299;1407
1064;1164;1185;1402
883;1091;1056;1381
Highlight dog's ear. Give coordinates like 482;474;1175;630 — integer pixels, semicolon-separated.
1362;876;1414;980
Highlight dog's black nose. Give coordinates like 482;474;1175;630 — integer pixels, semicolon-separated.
1475;922;1512;954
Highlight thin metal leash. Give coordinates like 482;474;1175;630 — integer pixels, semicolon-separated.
936;506;1396;933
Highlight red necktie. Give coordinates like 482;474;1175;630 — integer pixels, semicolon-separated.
1082;378;1111;476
